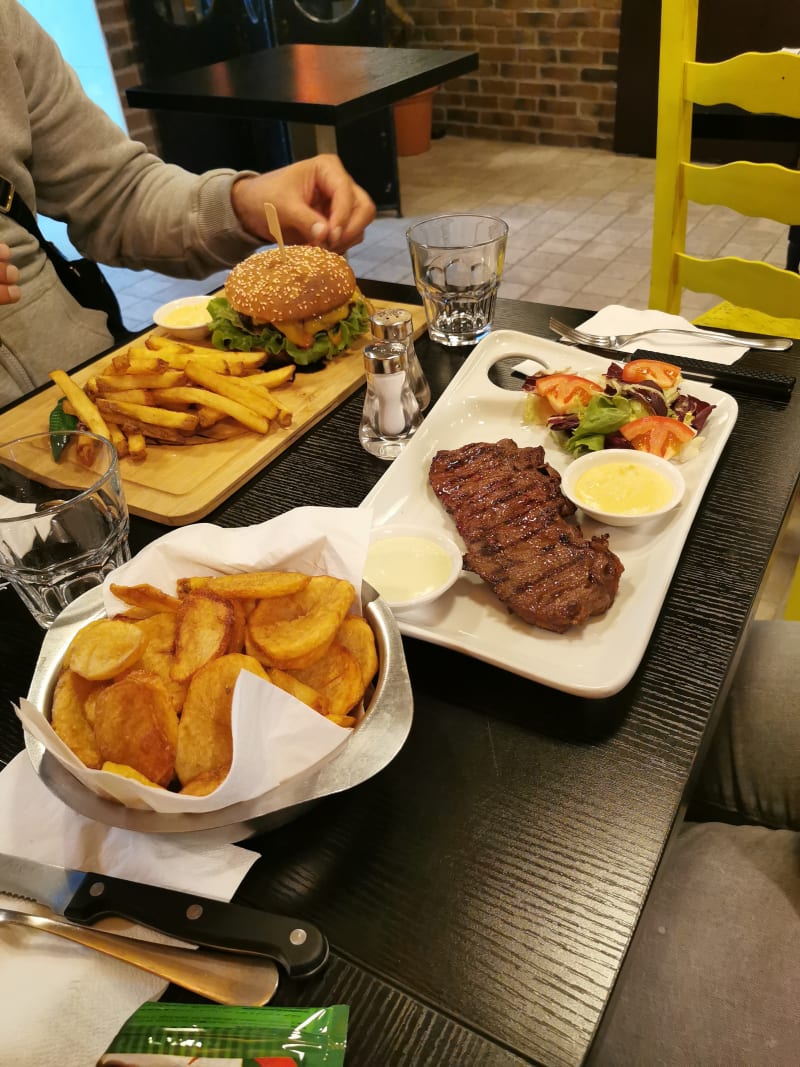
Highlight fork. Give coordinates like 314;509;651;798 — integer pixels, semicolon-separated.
549;318;793;352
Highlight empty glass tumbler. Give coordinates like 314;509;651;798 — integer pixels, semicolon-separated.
407;214;509;346
0;430;130;627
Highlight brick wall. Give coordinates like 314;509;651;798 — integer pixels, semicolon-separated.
94;0;621;154
95;0;160;154
401;0;622;149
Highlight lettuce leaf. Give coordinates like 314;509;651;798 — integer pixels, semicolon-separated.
565;393;650;454
207;295;370;366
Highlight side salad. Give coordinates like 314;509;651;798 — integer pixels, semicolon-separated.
523;357;715;460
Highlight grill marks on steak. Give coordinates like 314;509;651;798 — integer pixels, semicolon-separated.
429;439;624;633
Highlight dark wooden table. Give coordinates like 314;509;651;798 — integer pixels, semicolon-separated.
126;44;478;201
2;282;799;1066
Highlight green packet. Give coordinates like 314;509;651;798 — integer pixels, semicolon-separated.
98;1002;349;1066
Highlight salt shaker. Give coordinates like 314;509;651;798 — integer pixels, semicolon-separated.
359;341;423;460
369;307;431;411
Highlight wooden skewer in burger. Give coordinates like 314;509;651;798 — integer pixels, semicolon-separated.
207;221;370;368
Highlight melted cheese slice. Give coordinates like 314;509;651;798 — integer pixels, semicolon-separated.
272;301;351;348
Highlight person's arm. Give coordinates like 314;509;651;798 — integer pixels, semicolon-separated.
0;245;20;305
11;3;374;278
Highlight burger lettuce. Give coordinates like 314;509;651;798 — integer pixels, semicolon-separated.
207;294;370;366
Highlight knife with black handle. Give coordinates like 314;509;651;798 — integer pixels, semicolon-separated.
0;852;327;978
582;344;796;400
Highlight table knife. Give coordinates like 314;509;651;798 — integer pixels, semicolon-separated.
0;853;328;978
574;343;796;400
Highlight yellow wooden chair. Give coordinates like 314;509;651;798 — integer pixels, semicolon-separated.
650;0;800;330
786;558;800;620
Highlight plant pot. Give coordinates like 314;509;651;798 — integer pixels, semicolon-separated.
393;88;436;157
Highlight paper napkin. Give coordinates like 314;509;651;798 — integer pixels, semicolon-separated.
571;304;749;365
0;752;259;1067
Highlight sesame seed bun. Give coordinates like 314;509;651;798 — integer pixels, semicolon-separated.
224;246;356;323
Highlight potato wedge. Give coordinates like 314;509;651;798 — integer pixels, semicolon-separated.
51;669;103;768
180;768;229;796
110;582;182;615
175;653;269;785
246;576;355;669
102;762;164;789
171;592;234;683
93;670;178;786
131;612;178;652
288;641;364;718
336;616;378;690
327;714;357;728
269;667;326;714
177;571;310;600
68;619;147;681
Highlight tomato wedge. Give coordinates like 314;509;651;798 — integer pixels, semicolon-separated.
534;373;603;415
621;359;682;390
619;416;696;460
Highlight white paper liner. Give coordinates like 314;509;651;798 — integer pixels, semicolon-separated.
16;505;373;814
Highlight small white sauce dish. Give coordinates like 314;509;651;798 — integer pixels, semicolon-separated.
561;448;685;527
153;295;213;341
364;524;463;612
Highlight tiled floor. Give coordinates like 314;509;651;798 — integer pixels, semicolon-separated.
100;137;798;617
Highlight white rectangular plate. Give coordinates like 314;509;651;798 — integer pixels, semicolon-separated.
361;329;738;698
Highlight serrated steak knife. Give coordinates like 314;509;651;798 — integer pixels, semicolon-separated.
0;852;327;978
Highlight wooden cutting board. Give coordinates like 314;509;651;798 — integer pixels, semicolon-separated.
0;298;426;525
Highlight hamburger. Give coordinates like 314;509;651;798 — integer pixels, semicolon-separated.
208;245;370;367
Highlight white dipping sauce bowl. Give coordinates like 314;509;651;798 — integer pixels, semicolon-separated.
153;295;213;341
365;524;463;611
561;448;685;527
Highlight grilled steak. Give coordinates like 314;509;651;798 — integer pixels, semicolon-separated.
429;439;623;633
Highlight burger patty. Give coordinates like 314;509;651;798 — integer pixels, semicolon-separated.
428;439;624;633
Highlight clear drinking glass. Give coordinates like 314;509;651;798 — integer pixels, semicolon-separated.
407;214;509;346
0;431;130;627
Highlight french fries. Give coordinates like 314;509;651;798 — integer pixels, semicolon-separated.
49;569;378;802
49;334;297;464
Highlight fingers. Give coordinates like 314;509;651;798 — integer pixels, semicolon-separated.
231;159;376;255
0;243;20;305
310;155;376;252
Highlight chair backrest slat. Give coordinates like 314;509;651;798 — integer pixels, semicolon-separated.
683;161;800;226
677;254;800;319
686;52;800;116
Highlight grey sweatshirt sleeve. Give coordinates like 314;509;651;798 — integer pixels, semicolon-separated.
6;0;263;278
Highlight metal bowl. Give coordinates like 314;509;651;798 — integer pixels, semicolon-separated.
25;583;413;844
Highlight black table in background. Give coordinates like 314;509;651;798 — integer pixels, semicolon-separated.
126;45;479;215
1;284;799;1066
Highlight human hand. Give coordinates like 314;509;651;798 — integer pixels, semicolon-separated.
0;244;20;304
231;155;376;253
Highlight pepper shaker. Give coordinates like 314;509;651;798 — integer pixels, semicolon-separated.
359;341;423;460
369;308;431;411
